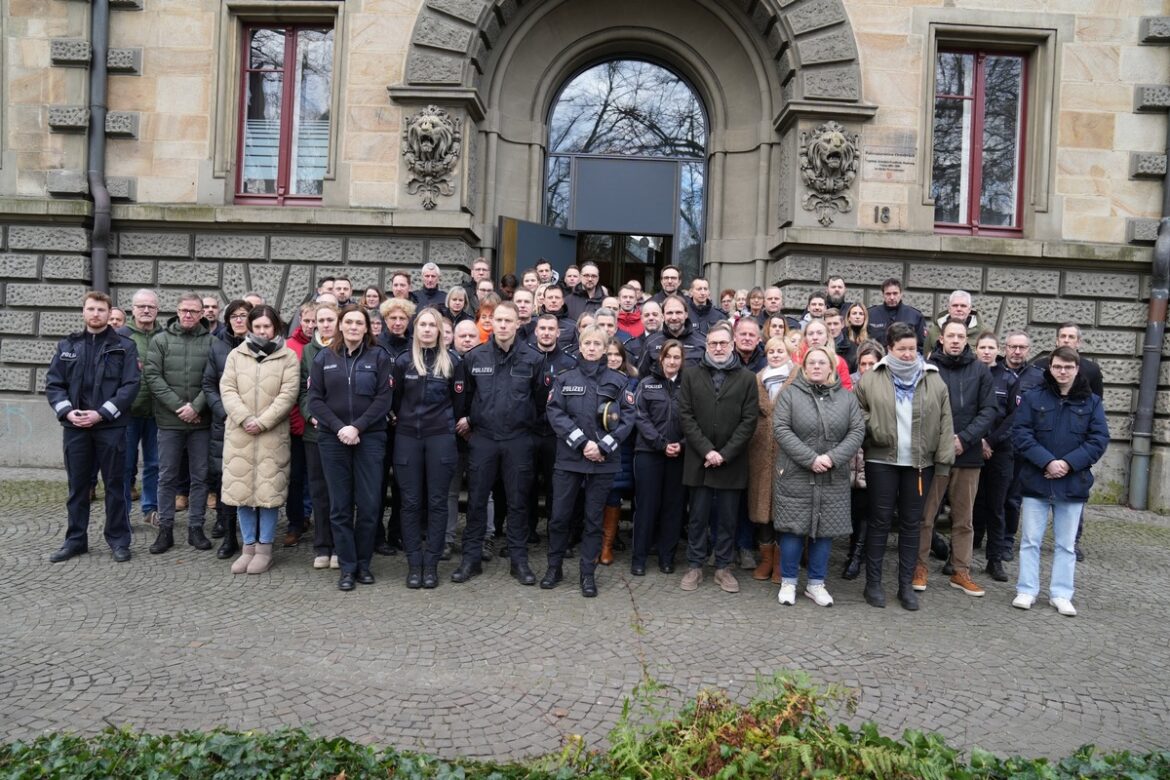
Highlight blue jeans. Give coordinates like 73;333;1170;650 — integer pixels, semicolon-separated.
123;416;159;514
778;533;832;586
237;506;279;546
1017;496;1080;600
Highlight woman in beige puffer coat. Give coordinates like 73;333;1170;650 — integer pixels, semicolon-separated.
220;305;300;574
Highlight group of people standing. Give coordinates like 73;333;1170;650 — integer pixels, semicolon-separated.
46;263;1109;615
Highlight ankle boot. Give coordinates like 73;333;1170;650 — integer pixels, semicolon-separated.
246;543;273;574
149;525;174;554
599;506;620;565
842;520;866;580
216;521;239;560
188;524;212;551
231;544;256;574
752;543;775;581
210;514;225;539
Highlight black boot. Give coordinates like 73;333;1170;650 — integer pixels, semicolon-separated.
897;529;920;611
863;528;886;607
930;530;950;561
422;566;439;589
450;558;482;583
580;572;598;598
842;519;866;580
406;566;423;589
215;507;238;559
188;525;212;551
210;514;226;539
149;526;174;554
540;565;563;589
897;585;920;611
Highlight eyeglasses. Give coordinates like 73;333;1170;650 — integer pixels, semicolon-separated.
708;340;732;348
229;313;249;321
178;309;202;316
1051;364;1077;372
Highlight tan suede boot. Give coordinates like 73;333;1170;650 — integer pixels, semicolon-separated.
230;544;255;575
599;506;620;565
246;543;273;574
752;543;775;581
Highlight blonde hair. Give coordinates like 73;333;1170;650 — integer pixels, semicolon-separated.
801;345;839;385
380;297;417;320
578;325;610;347
411;307;453;379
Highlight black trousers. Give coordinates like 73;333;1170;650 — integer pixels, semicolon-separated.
304;441;334;557
376;429;402;548
464;434;533;565
395;433;458;568
63;426;130;551
973;449;1013;562
864;462;933;588
528;433;557;535
319;431;386;575
686;486;740;569
547;469;613;576
285;434;306;532
632;452;684;567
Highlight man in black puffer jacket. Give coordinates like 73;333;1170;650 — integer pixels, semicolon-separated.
914;319;997;599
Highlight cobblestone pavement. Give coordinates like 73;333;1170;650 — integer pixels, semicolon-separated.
2;471;1169;761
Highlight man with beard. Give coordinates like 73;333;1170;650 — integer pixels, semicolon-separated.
565;261;606;319
650;265;683;305
636;295;705;375
867;278;926;350
825;275;851;312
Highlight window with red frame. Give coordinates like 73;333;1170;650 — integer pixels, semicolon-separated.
237;26;333;204
931;50;1026;235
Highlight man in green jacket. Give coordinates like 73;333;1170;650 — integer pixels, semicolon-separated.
143;291;214;554
119;288;162;528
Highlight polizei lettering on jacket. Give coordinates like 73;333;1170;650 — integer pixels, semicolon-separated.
470;365;494;375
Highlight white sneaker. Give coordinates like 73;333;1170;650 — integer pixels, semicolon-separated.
804;583;834;607
1049;597;1077;617
777;583;796;605
1012;593;1035;610
313;556;330;569
329;554;340;569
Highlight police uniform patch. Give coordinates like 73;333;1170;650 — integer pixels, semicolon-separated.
454;381;464;394
626;392;635;405
388;376;394;388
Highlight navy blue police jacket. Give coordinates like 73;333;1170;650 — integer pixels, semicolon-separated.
635;320;706;376
633;363;683;453
391;347;461;439
531;343;578;437
308;342;394;435
459;337;544;440
546;359;635;474
45;326;140;428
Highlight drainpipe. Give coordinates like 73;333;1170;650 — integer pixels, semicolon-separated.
87;0;112;293
1127;110;1170;509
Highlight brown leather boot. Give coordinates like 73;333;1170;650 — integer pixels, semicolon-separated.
752;543;775;581
600;506;620;565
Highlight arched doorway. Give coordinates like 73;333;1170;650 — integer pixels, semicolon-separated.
544;59;707;292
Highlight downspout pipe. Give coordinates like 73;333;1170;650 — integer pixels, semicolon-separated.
1127;109;1170;509
87;0;112;294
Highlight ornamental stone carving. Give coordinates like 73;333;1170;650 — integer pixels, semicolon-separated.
402;105;463;210
798;120;859;227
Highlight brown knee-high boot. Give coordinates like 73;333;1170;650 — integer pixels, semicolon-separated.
600;506;620;565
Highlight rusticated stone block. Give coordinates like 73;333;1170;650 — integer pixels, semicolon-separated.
1099;301;1149;328
105;112;139;138
986;267;1059;296
902;291;933;314
1155;389;1170;415
34;368;49;393
1098;358;1141;384
824;259;903;286
38;312;87;337
159;260;219;287
46;170;88;196
428;0;485;24
802;66;860;101
348;238;424;266
270;236;343;262
1;339;60;364
406;50;464;85
50;39;91;66
785;0;846;35
42;255;91;280
48;106;90;131
1079;329;1138;355
1031;298;1096;325
110;0;144;8
107;48;142;74
0;255;39;278
1064;270;1140;298
750;3;772;37
496;0;519;24
107;177;136;201
438;269;467;290
769;255;822;284
0;368;33;392
908;263;982;292
0;311;36;334
1130;152;1167;179
222;263;248;300
1140;17;1170;43
1111;414;1133;441
996;296;1030;335
970;295;1001;331
195;234;266;260
778;48;796;86
108;258;155;284
1134;84;1170;112
1127;218;1160;243
283;265;312;320
414;12;473;53
247;264;286;305
797;30;855;65
1102;387;1133;414
427;239;471;266
8;226;88;252
120;232;189;257
479;14;501;49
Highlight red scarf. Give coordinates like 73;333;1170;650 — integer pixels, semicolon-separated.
617;309;644;338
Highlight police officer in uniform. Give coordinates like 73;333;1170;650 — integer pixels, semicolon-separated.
46;291;141;563
452;301;544;585
541;325;636;597
528;312;578;542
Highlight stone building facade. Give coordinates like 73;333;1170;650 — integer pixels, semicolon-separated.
0;0;1168;506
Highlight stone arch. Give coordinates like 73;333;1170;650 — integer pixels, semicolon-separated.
399;0;868;112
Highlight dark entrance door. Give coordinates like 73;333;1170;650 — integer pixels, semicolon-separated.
576;233;670;296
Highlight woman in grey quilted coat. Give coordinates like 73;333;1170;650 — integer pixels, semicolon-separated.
771;345;864;607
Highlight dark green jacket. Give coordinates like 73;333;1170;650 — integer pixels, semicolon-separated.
144;317;213;430
299;335;327;443
118;322;161;417
679;361;759;490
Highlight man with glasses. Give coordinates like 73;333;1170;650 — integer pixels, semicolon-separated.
566;261;606;319
650;265;683;305
1011;346;1108;617
678;321;759;594
119;289;163;528
143;291;215;554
